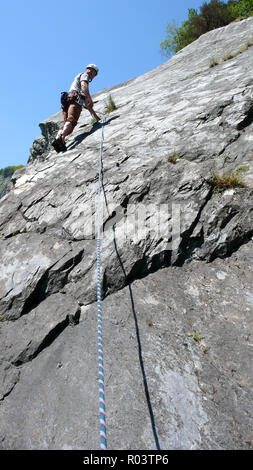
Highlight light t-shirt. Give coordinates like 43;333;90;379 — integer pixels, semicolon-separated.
69;72;92;93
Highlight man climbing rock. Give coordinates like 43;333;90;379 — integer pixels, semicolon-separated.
52;64;101;152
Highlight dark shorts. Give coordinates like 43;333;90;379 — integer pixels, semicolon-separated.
61;101;82;131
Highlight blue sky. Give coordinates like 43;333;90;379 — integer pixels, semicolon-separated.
0;0;203;168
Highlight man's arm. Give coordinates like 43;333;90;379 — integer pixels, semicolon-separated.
80;80;101;121
80;80;93;109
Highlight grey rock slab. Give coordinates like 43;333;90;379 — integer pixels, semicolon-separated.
0;241;252;449
28;112;63;163
0;361;20;402
0;233;79;320
0;293;80;399
196;187;253;260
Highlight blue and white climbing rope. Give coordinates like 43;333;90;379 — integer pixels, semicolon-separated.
96;115;107;450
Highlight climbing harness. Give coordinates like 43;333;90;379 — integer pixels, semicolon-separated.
96;114;107;450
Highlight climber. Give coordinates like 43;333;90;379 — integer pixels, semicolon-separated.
52;64;101;153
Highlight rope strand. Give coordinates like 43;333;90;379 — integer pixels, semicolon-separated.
96;117;107;450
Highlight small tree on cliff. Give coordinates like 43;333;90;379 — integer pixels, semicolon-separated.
160;8;199;56
191;0;236;35
160;0;238;56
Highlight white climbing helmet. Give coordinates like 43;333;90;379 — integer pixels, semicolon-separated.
86;64;99;75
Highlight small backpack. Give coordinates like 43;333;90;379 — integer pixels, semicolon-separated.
60;91;69;108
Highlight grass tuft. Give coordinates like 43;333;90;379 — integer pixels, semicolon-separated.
209;168;247;191
104;94;117;114
187;331;205;342
168;153;180;164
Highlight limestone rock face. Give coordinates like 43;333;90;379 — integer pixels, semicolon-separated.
0;18;253;450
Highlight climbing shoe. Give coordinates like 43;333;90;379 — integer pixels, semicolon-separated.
52;137;67;153
58;137;67;152
52;138;61;153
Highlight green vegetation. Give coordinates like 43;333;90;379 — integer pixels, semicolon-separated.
69;315;79;326
167;153;181;164
222;53;234;61
210;39;253;66
210;59;219;67
0;165;24;178
210;167;248;191
187;331;209;353
0;165;25;198
235;164;250;173
187;331;205;341
222;40;253;60
229;0;253;17
160;0;253;56
104;94;117;114
160;8;200;56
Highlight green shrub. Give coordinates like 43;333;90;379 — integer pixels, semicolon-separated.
228;0;253;18
187;331;205;342
209;168;247;190
104;94;117;114
160;0;239;56
191;1;236;35
0;165;25;179
235;164;249;173
160;9;199;56
168;153;181;164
